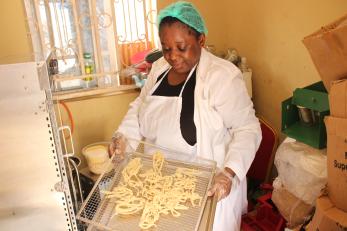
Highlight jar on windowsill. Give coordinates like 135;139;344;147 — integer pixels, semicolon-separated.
83;52;97;88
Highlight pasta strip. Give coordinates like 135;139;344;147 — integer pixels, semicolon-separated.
102;152;202;229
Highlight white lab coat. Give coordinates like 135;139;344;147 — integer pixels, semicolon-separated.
117;48;262;231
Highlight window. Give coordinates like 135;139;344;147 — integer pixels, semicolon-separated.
24;0;158;94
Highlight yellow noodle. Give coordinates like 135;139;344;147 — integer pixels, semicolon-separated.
103;151;202;229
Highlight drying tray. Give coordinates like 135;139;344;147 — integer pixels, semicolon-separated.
77;140;217;231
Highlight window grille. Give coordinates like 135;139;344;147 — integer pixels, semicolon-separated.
24;0;158;94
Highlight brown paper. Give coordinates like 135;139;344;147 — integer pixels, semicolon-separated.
272;187;313;228
324;116;347;212
303;14;347;91
308;196;347;231
329;80;347;118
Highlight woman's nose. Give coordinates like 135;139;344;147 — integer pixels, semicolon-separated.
169;50;178;61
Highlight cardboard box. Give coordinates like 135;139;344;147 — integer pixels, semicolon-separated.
303;14;347;92
325;116;347;212
329;80;347;118
308;196;347;231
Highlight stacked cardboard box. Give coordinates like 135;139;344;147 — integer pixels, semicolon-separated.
308;196;347;230
303;14;347;231
325;82;347;211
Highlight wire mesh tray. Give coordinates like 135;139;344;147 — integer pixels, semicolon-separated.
77;141;216;231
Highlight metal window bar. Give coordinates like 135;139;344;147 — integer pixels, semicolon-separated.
25;0;158;92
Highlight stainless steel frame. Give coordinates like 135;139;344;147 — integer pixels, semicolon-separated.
0;61;77;230
77;140;217;231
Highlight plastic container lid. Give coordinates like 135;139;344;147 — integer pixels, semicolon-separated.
83;53;92;59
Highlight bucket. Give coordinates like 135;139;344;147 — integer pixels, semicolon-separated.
82;142;112;175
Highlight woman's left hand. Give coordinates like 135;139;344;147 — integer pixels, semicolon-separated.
207;168;235;201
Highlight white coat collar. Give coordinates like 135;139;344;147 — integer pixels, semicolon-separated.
153;47;212;82
196;48;212;81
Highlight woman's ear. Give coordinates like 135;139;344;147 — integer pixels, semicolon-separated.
198;34;206;47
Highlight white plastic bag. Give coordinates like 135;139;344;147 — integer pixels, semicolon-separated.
274;138;327;205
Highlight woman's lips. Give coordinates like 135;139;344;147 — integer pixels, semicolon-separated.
172;63;183;70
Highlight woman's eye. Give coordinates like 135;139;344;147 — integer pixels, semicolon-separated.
178;47;186;52
162;46;186;53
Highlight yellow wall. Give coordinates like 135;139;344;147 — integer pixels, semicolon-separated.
158;0;347;138
58;92;138;167
0;0;33;64
2;0;347;158
221;0;347;137
157;0;228;52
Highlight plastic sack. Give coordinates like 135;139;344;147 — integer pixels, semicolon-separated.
272;178;314;228
274;138;327;205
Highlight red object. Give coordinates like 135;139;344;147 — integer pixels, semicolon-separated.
243;117;284;231
247;117;279;183
241;204;286;231
130;49;151;64
259;183;273;191
247;184;274;212
59;102;74;139
256;192;273;207
242;192;286;231
130;49;152;72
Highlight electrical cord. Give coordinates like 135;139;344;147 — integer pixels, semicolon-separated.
59;101;74;139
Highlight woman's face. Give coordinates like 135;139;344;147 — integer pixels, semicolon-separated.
159;21;205;74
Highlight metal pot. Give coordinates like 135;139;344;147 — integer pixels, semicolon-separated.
297;106;316;126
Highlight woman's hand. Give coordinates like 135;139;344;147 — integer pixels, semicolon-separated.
207;167;235;201
108;132;127;158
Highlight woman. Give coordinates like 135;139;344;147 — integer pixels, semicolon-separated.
110;1;262;230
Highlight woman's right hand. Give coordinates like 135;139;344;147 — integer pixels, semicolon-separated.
108;132;127;158
207;168;234;201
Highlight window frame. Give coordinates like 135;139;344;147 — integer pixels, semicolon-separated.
24;0;158;100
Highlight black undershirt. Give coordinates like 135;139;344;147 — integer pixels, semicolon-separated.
152;69;197;146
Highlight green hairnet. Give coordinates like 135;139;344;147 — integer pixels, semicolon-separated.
157;1;208;35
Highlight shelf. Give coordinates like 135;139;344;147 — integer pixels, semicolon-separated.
52;85;139;101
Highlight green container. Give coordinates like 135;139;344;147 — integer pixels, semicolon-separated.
281;81;330;149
